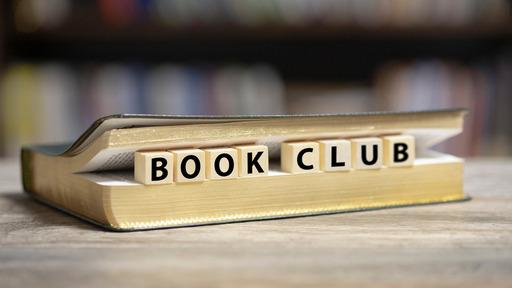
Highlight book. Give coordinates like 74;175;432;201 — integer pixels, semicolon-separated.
21;109;467;231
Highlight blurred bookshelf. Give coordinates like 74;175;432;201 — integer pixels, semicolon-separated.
0;0;511;158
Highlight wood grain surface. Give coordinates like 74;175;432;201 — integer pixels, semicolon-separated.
1;158;511;287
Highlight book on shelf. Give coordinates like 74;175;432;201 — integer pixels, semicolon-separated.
21;109;467;231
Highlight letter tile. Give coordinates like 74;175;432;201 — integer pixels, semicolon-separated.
318;139;351;172
205;148;238;180
171;149;206;183
134;151;173;185
351;137;383;170
383;135;415;167
234;145;268;177
281;142;320;174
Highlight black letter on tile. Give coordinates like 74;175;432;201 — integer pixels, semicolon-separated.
248;151;264;174
394;143;409;163
181;155;201;179
151;157;168;181
361;145;378;165
297;148;314;170
331;146;345;167
214;153;234;177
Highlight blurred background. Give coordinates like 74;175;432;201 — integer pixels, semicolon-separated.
0;0;511;158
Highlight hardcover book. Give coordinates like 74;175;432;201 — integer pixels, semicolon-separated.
21;109;467;231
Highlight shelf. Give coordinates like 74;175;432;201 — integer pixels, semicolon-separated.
6;28;510;82
3;4;511;81
10;19;512;41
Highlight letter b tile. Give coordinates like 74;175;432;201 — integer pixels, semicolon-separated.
383;135;415;167
134;151;174;185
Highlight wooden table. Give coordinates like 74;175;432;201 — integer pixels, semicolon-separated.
1;159;511;287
